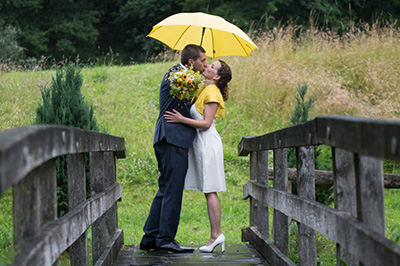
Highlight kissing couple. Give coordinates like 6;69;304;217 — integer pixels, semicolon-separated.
140;44;232;253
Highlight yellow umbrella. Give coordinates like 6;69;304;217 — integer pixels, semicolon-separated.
147;12;258;58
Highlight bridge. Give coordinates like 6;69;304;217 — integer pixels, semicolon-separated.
1;116;400;265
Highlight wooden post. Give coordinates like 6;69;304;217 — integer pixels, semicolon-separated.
103;152;118;236
332;148;358;265
249;150;269;237
355;155;385;234
13;159;57;252
91;151;120;264
296;146;317;266
91;151;108;264
67;153;88;266
273;148;289;256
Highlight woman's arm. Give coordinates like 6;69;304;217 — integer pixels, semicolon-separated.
164;102;218;130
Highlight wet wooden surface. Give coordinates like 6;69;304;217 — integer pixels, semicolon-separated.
113;244;269;265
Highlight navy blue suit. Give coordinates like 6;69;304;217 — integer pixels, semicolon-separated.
141;64;196;247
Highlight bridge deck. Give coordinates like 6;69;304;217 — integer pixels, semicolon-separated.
113;244;268;265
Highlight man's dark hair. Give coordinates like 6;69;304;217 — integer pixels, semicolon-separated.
181;44;206;65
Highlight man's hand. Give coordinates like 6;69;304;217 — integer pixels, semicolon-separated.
164;109;183;123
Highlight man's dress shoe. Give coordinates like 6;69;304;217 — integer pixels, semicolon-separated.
157;240;194;253
139;240;157;251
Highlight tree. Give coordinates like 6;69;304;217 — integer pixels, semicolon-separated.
1;0;400;63
288;82;333;205
0;0;100;62
35;64;99;216
116;0;186;62
0;22;23;62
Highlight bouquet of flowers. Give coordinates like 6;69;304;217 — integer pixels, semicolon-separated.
168;66;203;101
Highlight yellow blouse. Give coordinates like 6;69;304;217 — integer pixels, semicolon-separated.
195;84;225;118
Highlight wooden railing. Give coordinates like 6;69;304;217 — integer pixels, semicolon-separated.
0;125;126;266
239;115;400;266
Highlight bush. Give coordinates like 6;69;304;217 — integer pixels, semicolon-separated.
34;64;99;216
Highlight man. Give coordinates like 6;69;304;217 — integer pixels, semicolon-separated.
140;44;207;253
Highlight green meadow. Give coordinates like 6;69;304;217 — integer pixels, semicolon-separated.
1;23;400;264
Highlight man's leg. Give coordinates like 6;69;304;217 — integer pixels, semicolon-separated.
156;142;188;246
140;142;168;249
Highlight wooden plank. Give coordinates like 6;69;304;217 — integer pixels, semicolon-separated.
332;148;358;265
273;148;289;256
94;229;124;266
0;125;126;195
316;116;400;161
12;182;121;266
243;181;400;265
67;153;88;266
238;121;317;156
238;116;400;161
242;226;295;266
13;159;57;253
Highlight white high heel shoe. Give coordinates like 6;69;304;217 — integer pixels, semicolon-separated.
199;234;225;253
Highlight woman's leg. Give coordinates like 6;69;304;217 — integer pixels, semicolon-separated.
204;192;222;245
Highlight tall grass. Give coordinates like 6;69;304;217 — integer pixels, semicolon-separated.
1;21;400;264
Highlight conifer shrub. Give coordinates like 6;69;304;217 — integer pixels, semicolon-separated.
35;64;99;216
288;82;333;205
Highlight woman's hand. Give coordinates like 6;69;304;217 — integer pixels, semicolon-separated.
164;109;183;123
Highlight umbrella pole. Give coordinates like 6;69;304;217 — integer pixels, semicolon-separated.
200;27;205;46
201;1;211;47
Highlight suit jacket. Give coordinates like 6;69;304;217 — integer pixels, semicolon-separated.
153;64;196;149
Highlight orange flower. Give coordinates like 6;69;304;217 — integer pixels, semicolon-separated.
177;81;183;88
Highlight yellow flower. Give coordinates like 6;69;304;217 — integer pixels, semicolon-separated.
182;74;187;81
177;81;183;88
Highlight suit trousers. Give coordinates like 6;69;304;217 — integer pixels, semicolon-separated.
141;139;189;246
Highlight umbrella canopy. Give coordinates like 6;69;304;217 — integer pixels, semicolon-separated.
147;12;258;58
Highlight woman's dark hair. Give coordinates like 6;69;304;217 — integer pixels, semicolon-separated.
216;60;232;101
181;44;206;65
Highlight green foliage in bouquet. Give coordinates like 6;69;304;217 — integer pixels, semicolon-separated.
288;82;333;205
168;66;203;101
35;64;99;216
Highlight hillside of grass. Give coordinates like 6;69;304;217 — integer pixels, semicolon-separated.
1;23;400;264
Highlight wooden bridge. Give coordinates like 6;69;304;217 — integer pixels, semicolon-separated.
1;116;400;265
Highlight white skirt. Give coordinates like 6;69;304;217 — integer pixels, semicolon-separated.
184;105;226;193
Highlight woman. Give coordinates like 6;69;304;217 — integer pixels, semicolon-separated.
164;60;232;253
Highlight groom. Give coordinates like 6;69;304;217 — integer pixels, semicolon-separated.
140;44;207;253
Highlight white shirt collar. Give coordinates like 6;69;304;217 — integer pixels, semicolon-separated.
179;63;187;70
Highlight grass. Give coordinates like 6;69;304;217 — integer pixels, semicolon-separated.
1;21;400;264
